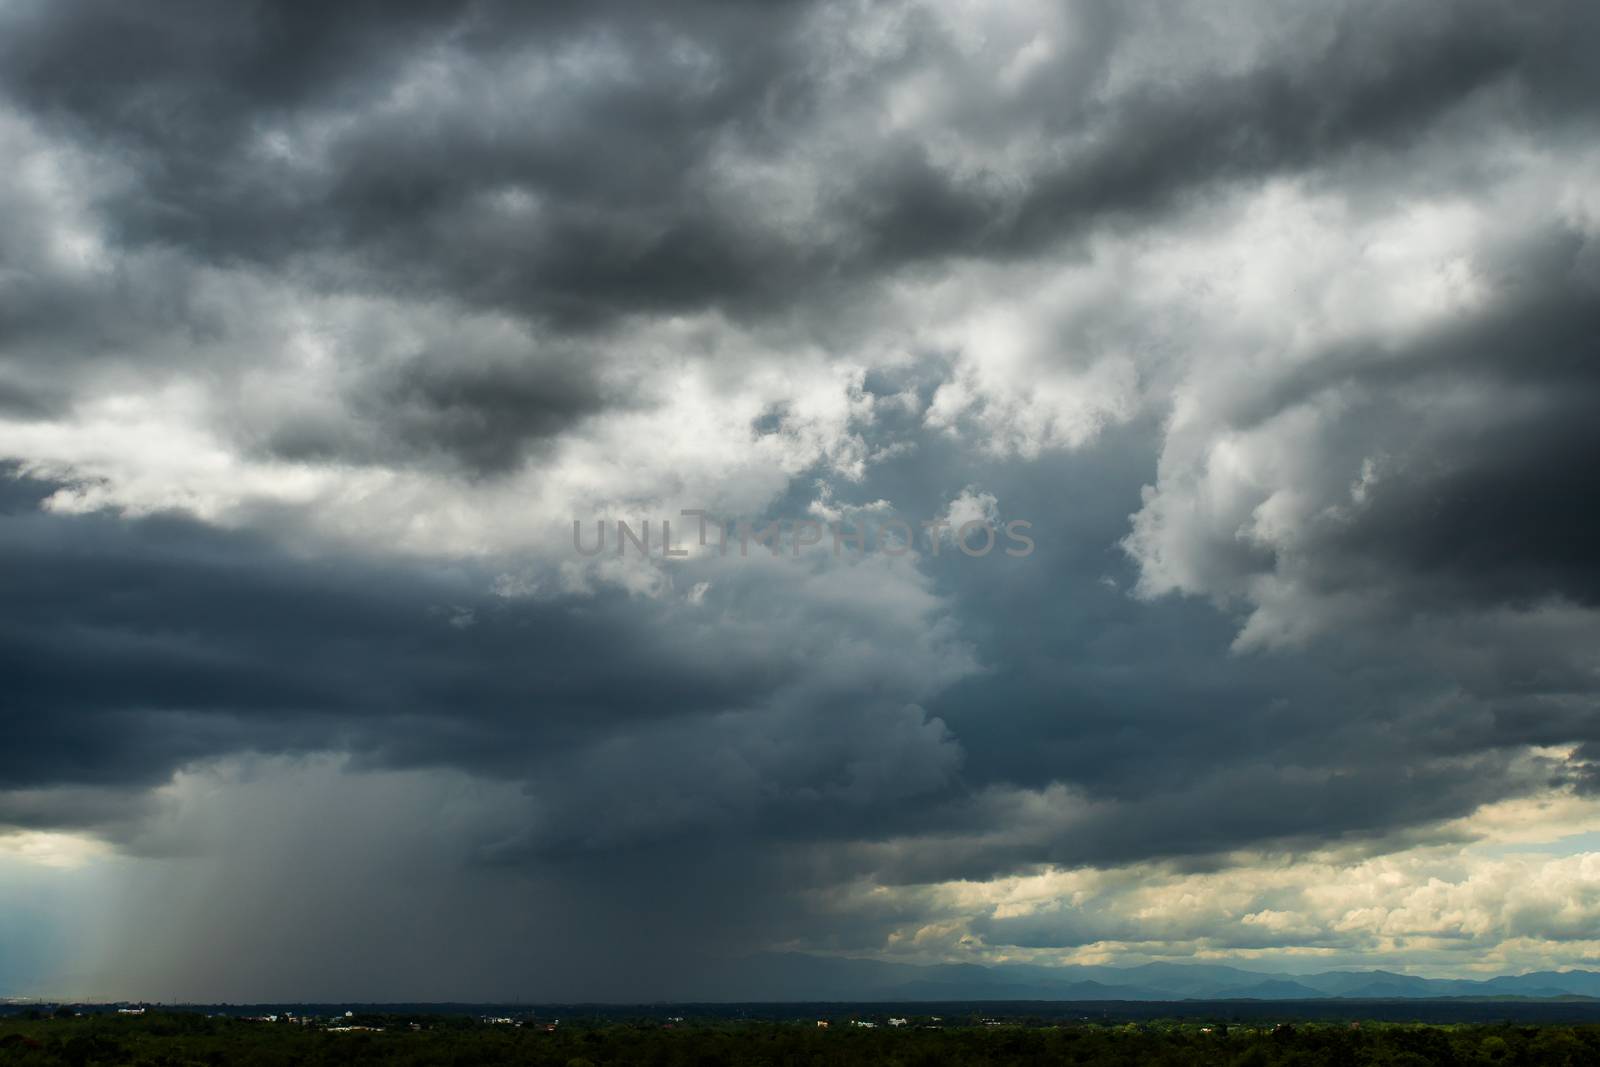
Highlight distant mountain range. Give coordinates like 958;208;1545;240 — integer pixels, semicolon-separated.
693;953;1600;1002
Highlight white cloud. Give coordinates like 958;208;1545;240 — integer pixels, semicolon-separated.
800;784;1600;976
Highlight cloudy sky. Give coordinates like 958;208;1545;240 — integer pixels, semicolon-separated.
3;0;1600;1001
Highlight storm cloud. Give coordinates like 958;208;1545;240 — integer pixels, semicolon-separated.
2;0;1599;998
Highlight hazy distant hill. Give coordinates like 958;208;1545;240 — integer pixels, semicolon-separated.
1214;979;1329;1000
698;953;1600;1002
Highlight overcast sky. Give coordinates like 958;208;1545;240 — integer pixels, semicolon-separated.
3;0;1600;1001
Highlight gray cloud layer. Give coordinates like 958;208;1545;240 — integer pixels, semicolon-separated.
2;0;1599;996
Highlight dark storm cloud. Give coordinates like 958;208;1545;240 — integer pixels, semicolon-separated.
263;337;616;476
755;410;1600;886
0;0;820;319
0;381;55;419
6;0;1597;477
0;473;776;793
1317;288;1600;613
1149;221;1600;621
1333;397;1600;610
0;467;970;854
5;443;1543;882
4;0;1600;992
4;0;1596;332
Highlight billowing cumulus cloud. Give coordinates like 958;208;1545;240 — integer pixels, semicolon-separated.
1;0;1599;998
